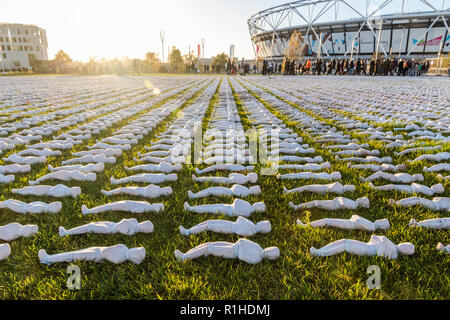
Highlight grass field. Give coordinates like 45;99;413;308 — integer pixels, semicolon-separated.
0;74;448;299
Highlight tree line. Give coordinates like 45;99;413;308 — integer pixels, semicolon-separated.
31;48;231;74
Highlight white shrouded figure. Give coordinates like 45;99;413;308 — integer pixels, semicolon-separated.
409;152;450;163
333;149;380;157
38;244;146;265
48;163;105;173
310;235;414;259
0;222;39;241
279;155;323;163
124;162;182;173
297;215;389;231
101;185;172;198
0;174;14;184
0;164;31;174
16;148;62;157
347;163;406;172
289;197;370;211
0;199;62;214
283;182;355;195
368;183;444;196
188;185;261;198
61;154;116;165
192;173;258;185
184;199;266;217
423;163;450;173
59;218;154;236
89;142;131;150
436;243;450;253
179;216;271;237
110;173;177;185
28;142;73;150
81;200;164;215
134;155;185;164
174;238;280;264
0;244;11;261
4;155;47;165
409;217;450;229
277;162;331;171
195;164;254;174
29;170;96;185
389;197;450;212
72;149;122;157
336;156;392;164
361;172;424;183
277;172;341;181
12;184;81;198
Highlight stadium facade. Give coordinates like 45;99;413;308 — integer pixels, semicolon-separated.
248;0;450;60
0;23;48;71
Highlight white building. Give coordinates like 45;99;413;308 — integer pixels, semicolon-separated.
0;23;48;71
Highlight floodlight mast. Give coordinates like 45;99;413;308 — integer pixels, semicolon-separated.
201;38;206;72
160;30;165;71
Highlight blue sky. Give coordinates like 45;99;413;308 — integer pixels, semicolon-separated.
0;0;289;61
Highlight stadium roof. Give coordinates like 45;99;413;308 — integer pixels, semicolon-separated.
248;0;450;37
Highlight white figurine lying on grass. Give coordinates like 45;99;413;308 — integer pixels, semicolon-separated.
336;156;392;163
0;244;11;261
372;181;445;196
195;164;254;174
72;148;122;157
277;162;331;171
347;163;406;172
0;164;31;174
409;217;449;229
0;222;38;241
4;155;47;165
0;199;62;214
188;185;261;198
423;163;450;172
277;172;341;181
89;142;131;150
409;152;450;163
389;197;450;212
436;243;450;253
361;172;424;183
16;148;62;157
110;173;177;184
310;235;414;259
297;215;389;231
179;216;271;237
192;173;258;185
39;244;146;265
48;163;105;173
184;198;265;217
174;238;279;264
29;170;96;185
12;184;81;198
81;200;164;215
124;162;182;173
101;185;172;198
59;218;154;236
0;174;14;184
283;182;355;195
61;154;116;165
289;197;370;211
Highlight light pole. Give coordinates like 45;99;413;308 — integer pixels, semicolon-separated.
159;30;165;72
201;38;206;72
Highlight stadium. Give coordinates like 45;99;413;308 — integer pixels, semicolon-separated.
248;0;450;61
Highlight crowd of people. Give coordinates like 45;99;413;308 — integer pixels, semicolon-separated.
261;57;432;76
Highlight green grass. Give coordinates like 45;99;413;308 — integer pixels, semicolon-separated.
0;75;448;300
